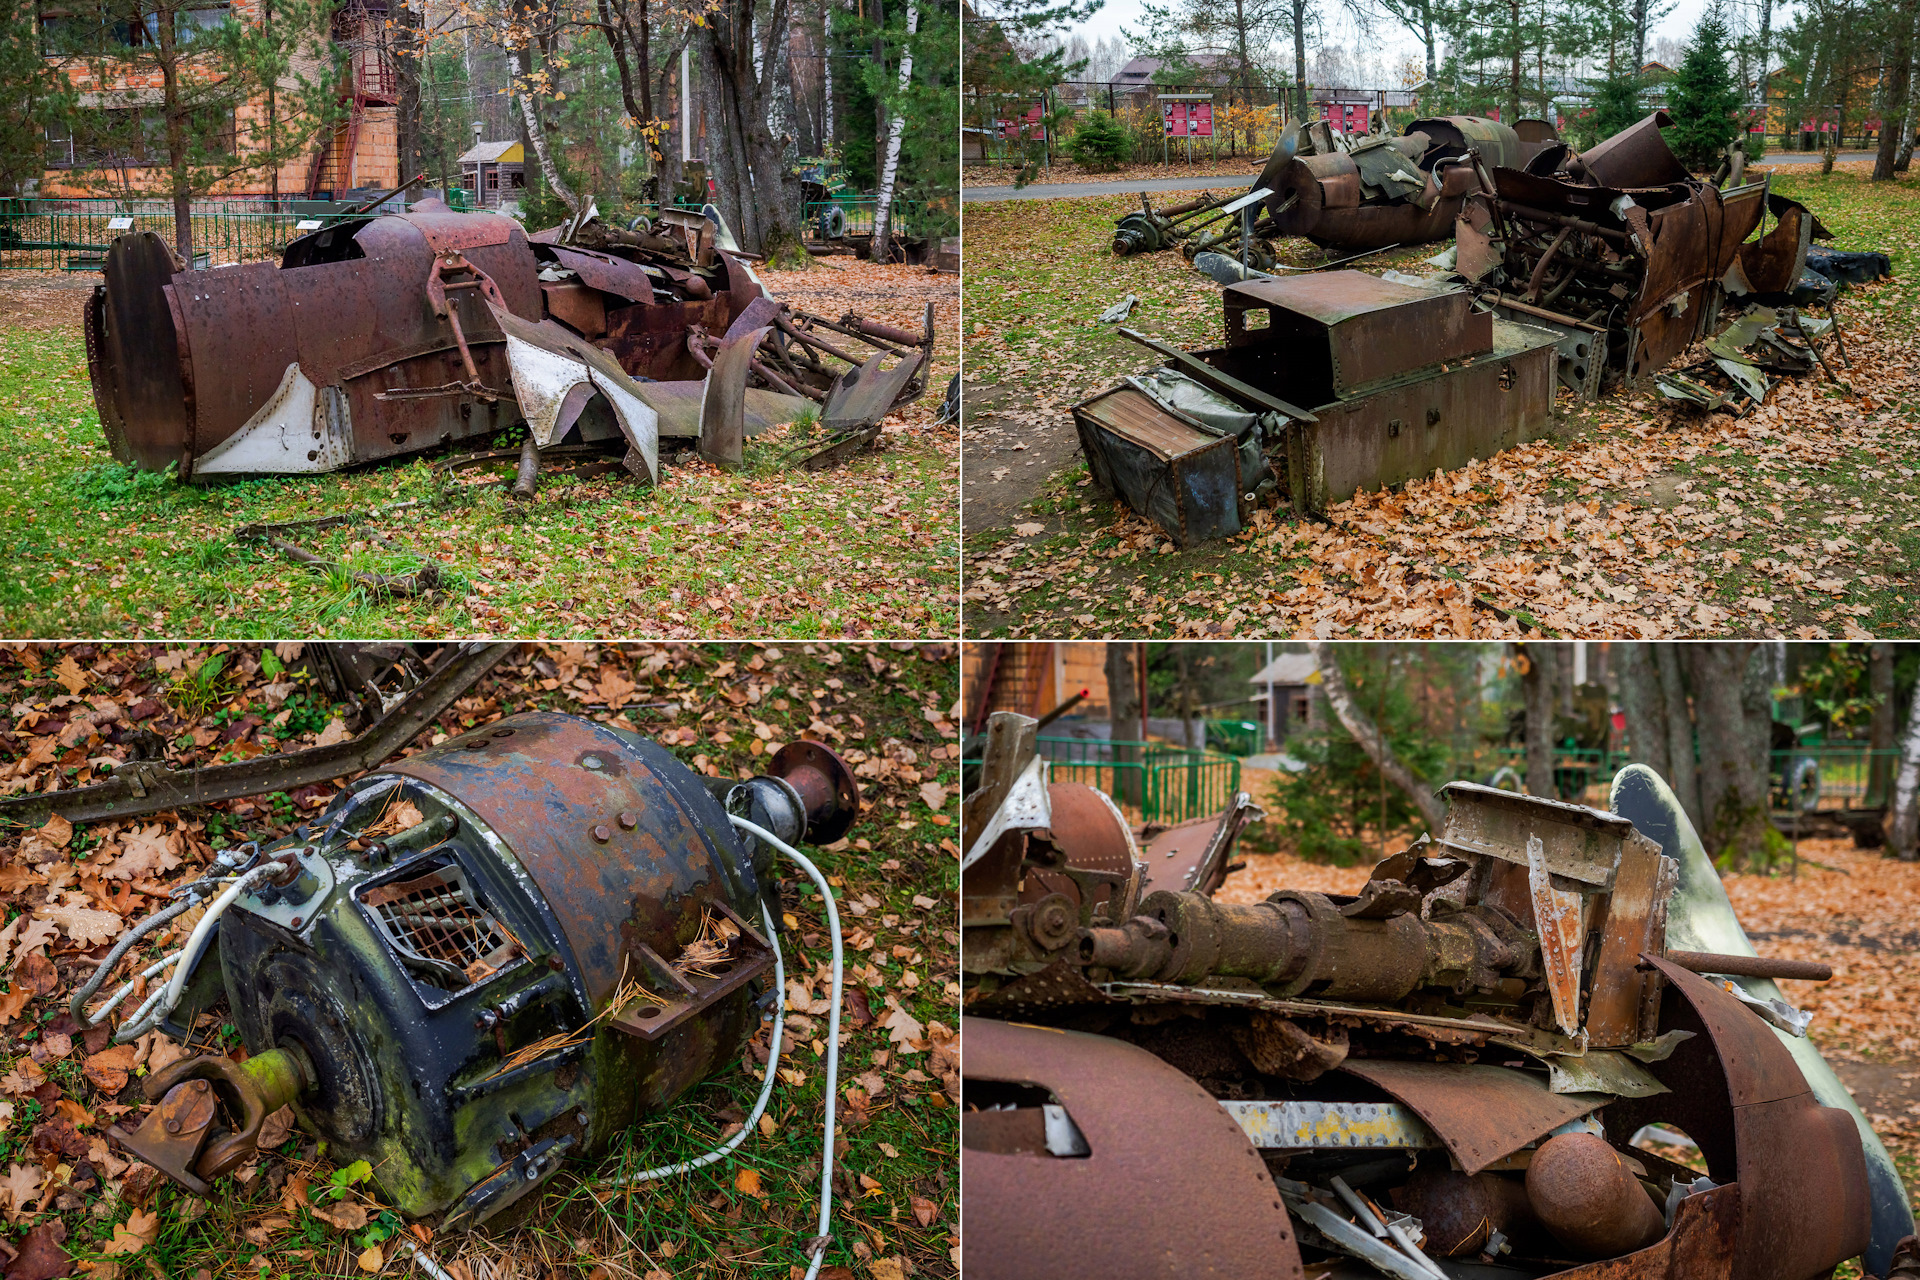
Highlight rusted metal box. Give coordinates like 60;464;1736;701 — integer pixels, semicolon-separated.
1073;385;1243;547
1196;271;1559;517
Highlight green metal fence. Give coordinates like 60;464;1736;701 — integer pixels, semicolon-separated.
803;196;922;241
0;197;373;271
1486;742;1902;812
1037;737;1242;826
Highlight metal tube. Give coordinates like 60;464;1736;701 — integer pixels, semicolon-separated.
1663;949;1834;981
510;435;541;502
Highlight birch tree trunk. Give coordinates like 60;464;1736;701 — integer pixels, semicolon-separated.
1307;641;1446;834
1889;678;1920;859
869;0;916;259
510;49;581;217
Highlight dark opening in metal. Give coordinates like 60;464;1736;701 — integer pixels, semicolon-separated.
360;860;519;992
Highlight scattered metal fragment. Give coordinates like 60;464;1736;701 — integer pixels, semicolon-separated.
0;643;512;827
1111;191;1235;256
960;711;1912;1280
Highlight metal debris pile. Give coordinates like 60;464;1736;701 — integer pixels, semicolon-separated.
1249;116;1568;252
960;709;1912;1280
85;198;932;485
1443;112;1842;404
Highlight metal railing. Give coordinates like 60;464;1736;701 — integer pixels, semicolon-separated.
0;196;372;270
803;196;922;241
1035;737;1242;826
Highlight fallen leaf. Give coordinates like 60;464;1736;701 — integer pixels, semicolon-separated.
83;1045;138;1094
917;781;947;811
315;718;351;749
869;1257;906;1280
5;1220;70;1280
734;1167;764;1198
357;1245;384;1273
257;1105;295;1150
909;1194;937;1228
12;953;58;997
102;1208;158;1256
35;815;73;850
312;1200;370;1231
1013;522;1044;537
34;905;124;948
52;656;88;697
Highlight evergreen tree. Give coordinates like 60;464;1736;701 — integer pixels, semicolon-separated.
1665;9;1741;170
1066;110;1132;169
1585;70;1643;143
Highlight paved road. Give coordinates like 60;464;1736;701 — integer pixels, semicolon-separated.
961;151;1880;202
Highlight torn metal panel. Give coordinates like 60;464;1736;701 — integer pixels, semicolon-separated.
961;1017;1306;1280
698;323;769;469
488;304;659;484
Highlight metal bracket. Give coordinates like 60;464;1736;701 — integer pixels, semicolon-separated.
608;900;776;1042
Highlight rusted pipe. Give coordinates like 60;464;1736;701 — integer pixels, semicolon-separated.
1525;225;1575;304
1661;950;1833;982
509;435;541;501
1501;203;1631;244
1526;1133;1666;1257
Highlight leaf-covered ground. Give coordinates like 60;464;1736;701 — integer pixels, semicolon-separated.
961;161;1920;639
0;261;958;640
0;642;959;1280
1218;834;1920;1226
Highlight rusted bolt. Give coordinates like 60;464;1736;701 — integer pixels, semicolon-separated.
546;955;565;972
617;812;637;830
290;916;304;929
592;825;612;843
164;1118;181;1134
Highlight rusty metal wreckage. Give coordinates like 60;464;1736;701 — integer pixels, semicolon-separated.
1081;112;1877;546
959;709;1917;1280
86;196;935;488
30;646;870;1268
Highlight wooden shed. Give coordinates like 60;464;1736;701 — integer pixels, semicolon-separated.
457;140;525;208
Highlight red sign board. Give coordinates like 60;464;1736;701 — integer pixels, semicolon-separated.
999;103;1044;140
1162;101;1214;138
1318;102;1370;133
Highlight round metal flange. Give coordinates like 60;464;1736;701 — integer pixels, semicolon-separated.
769;739;861;845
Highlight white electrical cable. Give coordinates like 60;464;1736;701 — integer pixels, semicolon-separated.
116;864;277;1042
615;900;787;1181
87;950;183;1024
727;816;844;1280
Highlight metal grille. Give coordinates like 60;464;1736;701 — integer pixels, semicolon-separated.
361;862;518;991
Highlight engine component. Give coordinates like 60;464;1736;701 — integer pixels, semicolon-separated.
1527;1132;1668;1257
99;711;858;1230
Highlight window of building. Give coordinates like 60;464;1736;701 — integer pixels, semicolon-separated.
508;169;523;188
485;167;499;190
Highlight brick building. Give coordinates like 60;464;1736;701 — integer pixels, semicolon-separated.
40;0;400;199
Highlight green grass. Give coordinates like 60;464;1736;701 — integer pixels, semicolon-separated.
962;166;1920;638
0;642;959;1280
0;329;958;639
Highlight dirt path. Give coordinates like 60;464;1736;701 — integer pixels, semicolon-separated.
961;380;1085;533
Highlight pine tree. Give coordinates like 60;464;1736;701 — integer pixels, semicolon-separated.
1585;70;1644;144
1665;10;1741;171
